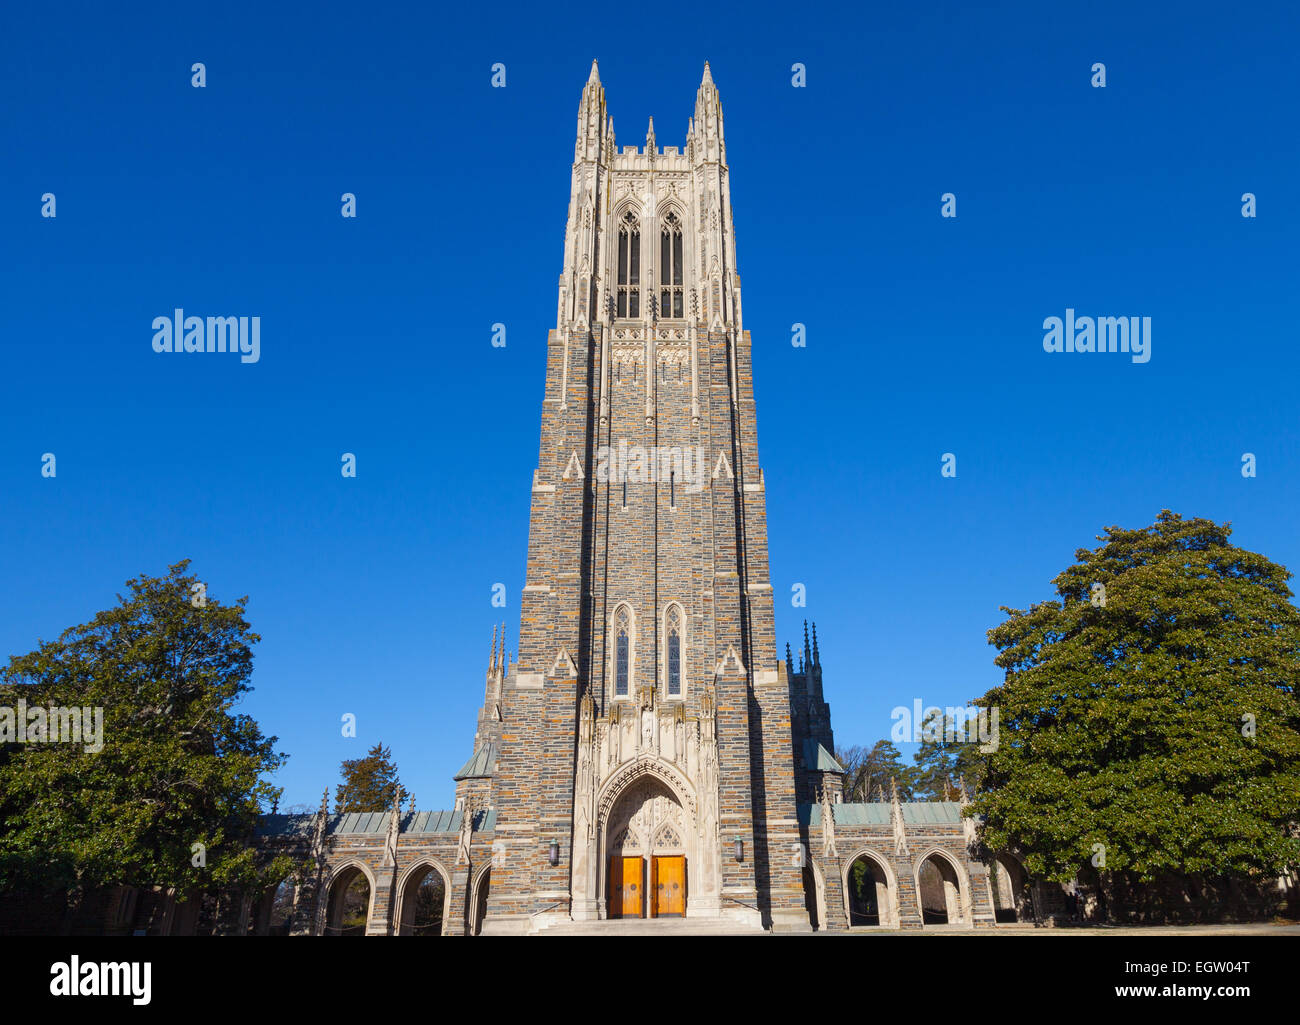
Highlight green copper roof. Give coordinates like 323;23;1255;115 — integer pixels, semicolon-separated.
799;801;965;827
803;741;846;774
255;807;496;837
453;743;498;780
901;801;964;825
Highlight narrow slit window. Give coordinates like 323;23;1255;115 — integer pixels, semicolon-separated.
666;605;682;697
617;210;640;318
615;606;632;697
660;212;684;318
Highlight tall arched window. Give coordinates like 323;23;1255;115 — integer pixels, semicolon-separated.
617;211;640;318
614;605;632;698
659;212;684;318
664;604;683;697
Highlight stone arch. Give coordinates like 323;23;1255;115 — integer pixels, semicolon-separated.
842;846;900;929
253;876;296;935
654;197;687;222
804;856;828;931
913;846;972;927
597;760;696;919
469;863;492;936
322;859;376;936
394;857;453;936
652;821;683;852
990;852;1032;924
596;756;696;824
611;199;643;225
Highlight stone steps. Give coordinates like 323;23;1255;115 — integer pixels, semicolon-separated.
533;916;768;936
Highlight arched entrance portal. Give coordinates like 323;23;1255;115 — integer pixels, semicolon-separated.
324;865;372;936
470;866;491;936
604;777;688;919
398;863;449;936
916;851;968;926
991;854;1031;923
843;849;898;928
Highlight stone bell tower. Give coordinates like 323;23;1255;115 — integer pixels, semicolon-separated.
480;61;811;933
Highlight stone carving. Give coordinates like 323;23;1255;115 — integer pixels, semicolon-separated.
597;757;696;825
891;777;909;858
608;779;686;857
383;793;401;867
456;798;476;866
820;784;838;859
696;686;721;895
657;342;690;367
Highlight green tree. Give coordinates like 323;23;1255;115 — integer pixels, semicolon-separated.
906;710;989;801
335;742;407;813
0;560;296;903
837;740;909;801
975;512;1300;895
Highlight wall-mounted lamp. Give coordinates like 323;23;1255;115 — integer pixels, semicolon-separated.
548;840;560;866
733;838;744;863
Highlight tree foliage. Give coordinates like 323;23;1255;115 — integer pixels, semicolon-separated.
335;742;406;813
974;511;1300;885
0;561;296;899
837;740;908;801
907;710;989;801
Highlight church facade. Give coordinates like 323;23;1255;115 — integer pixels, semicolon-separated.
242;63;1050;937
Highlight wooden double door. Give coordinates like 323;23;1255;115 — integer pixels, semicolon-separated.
609;856;686;918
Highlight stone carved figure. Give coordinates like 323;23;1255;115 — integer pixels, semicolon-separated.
383;793;401;867
890;777;909;858
456;799;475;866
820;784;838;859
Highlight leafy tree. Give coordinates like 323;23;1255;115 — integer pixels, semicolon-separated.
906;710;989;801
0;561;296;904
837;740;909;801
335;742;407;813
975;512;1300;896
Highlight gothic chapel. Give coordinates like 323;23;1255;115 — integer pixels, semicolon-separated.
247;64;1019;937
480;57;813;931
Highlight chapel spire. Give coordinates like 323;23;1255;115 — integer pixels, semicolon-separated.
693;61;725;164
574;58;607;163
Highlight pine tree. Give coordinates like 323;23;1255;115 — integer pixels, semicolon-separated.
837;740;909;801
335;743;407;813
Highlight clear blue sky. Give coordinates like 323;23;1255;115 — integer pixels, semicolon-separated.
2;1;1297;810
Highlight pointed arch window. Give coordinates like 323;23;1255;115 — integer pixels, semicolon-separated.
659;212;684;319
614;605;633;698
617;211;640;318
664;603;684;697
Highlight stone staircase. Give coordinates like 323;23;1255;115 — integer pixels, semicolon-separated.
533;916;768;937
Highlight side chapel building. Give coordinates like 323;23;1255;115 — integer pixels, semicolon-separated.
246;62;1046;936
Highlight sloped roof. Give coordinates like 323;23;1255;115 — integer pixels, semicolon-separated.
255;807;497;837
454;743;498;780
802;740;846;774
799;801;965;827
901;801;964;825
256;813;315;837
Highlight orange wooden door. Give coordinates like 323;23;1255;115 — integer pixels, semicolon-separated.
654;856;686;916
609;856;643;917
